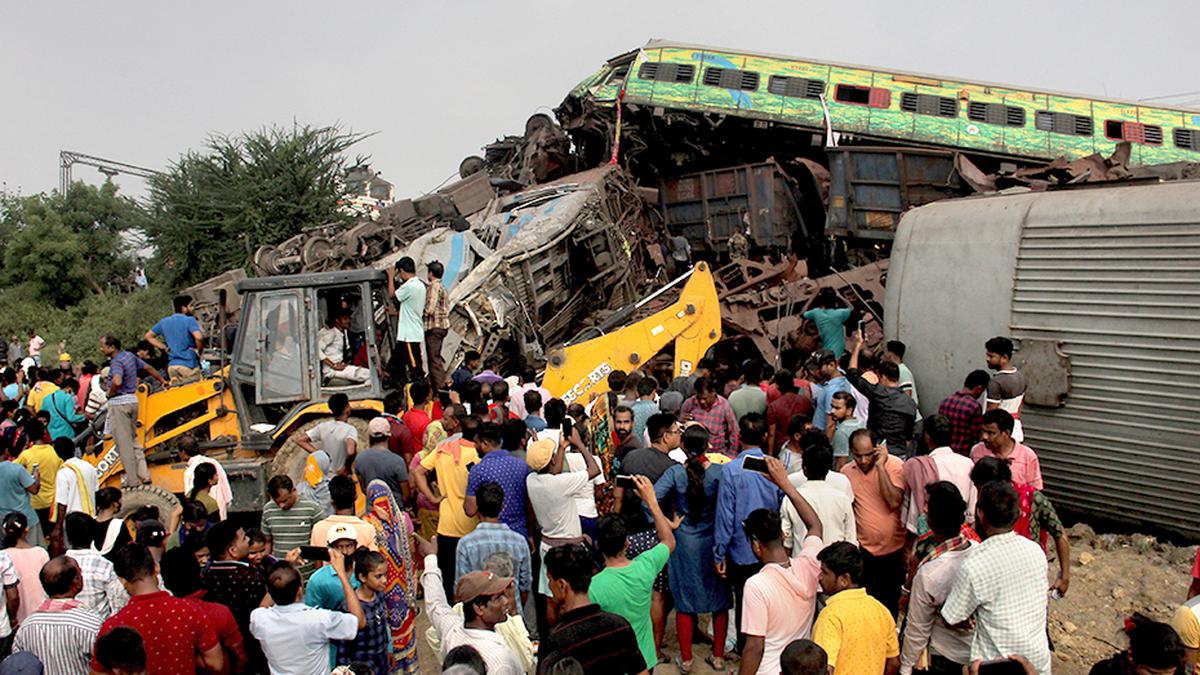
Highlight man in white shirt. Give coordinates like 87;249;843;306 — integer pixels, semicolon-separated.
63;513;128;619
52;437;99;522
180;435;233;521
900;482;974;674
250;549;364;675
942;481;1051;673
781;442;855;550
317;311;369;385
901;415;977;537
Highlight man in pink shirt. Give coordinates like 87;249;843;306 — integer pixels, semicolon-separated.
841;428;906;615
969;409;1043;490
740;456;824;675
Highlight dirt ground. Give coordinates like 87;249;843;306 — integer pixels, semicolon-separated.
412;524;1196;674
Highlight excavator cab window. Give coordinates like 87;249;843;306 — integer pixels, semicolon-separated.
316;285;375;390
254;291;310;405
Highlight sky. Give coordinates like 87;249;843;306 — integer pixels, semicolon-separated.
4;0;1199;200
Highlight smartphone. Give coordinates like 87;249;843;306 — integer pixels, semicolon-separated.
616;474;637;489
858;319;866;335
561;417;573;439
744;456;769;473
298;545;331;562
30;464;38;477
465;462;477;472
977;660;1027;675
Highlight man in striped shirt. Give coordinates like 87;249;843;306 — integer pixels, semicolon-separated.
261;475;325;578
13;556;103;675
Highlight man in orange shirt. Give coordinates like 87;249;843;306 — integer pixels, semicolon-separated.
840;428;905;615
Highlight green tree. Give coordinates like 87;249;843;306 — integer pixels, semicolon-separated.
145;123;368;286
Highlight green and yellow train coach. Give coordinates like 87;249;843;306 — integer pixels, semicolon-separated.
568;39;1200;167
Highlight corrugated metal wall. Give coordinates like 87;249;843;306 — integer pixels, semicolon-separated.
1010;183;1200;537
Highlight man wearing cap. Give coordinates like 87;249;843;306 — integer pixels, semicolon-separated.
355;417;410;499
304;523;363;611
525;435;600;633
419;534;525;675
810;349;852;434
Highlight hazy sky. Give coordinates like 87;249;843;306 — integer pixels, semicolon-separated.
4;1;1199;199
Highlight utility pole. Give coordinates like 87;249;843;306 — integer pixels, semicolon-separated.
59;150;158;194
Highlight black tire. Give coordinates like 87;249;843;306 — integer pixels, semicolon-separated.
118;485;181;522
270;416;369;484
459;156;485;179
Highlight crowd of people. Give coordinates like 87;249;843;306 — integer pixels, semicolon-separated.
0;263;1190;675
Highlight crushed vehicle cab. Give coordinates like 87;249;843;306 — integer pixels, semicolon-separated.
87;268;395;516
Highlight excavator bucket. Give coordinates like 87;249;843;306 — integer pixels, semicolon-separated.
542;262;721;405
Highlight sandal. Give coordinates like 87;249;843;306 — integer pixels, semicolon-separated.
705;655;726;672
673;655;692;673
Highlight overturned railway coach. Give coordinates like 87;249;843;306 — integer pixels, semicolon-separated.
885;180;1200;539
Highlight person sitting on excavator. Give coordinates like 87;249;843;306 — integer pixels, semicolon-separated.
318;310;370;385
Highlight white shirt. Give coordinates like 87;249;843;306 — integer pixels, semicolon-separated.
942;532;1051;674
183;456;234;520
788;469;852;498
900;546;974;674
316;326;350;364
908;447;978;534
563;452;605;519
54;459;99;516
526;471;591;541
0;552;17;637
423;554;525;675
781;479;857;549
250;602;359;675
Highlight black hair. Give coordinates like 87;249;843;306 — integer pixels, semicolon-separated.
964;369;991;390
464;350;481;364
53;436;75;461
459;414;481;443
179;435;200;457
188;463;217;502
240;528;265;547
544;656;585;675
39;555;80;597
1125;613;1186;669
773;369;797;393
786;416;811;437
206;520;242;559
646;413;677;443
876;360;900;382
742;360;763;385
985;336;1014;358
24;418;45;443
266;560;302;605
64;512;96;550
501;419;528;453
543;543;595;592
743;508;782;545
924;414;953;448
491;380;509;402
95;626;147;672
396;256;416;274
970;456;1013;487
112;543;156;583
328;392;350;418
2;512;27;549
682;425;710;518
692;376;714;395
542;398;566;427
596;514;628;558
128;505;159;524
801;442;833;481
524;389;542;413
739;412;767;448
101;334;122;351
848;427;875;450
173;295;193;313
354;548;387;580
885;340;906;359
384;390;405;415
329;474;357;511
444;645;488;674
982;408;1015;435
476;422;502;448
181;499;209;525
926;481;967;538
780;639;828;675
636;377;657;397
427;261;445;279
95;487;122;512
61;377;79;393
977;480;1020;529
160;546;201;596
613;405;633;419
476;481;505;519
817;541;864;584
267;474;294;497
409;381;430;405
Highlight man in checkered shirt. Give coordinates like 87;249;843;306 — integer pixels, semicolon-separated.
942;481;1051;674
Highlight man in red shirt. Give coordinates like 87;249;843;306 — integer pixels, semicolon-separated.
161;547;249;674
403;381;441;444
767;369;813;453
382;391;417;462
93;544;223;674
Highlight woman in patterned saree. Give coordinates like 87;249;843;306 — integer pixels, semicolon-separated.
363;479;420;674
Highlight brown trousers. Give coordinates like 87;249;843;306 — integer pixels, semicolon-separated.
426;328;447;391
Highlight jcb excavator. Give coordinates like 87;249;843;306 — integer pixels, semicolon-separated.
88;264;721;518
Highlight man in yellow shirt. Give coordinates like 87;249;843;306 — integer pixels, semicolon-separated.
413;410;480;598
14;419;63;540
25;370;62;414
813;541;900;675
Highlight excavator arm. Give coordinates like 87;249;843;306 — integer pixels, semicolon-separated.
542;262;721;405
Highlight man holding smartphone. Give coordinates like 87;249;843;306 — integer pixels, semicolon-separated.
841;428;906;616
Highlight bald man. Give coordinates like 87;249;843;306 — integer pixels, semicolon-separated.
14;556;104;674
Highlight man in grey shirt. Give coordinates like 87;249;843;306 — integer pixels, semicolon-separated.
355;417;410;500
293;393;359;474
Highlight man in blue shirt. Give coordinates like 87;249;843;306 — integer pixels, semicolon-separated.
810;349;852;433
100;335;167;487
145;295;204;385
464;423;530;538
712;412;783;653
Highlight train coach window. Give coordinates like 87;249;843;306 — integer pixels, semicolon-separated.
1176;128;1200;151
703;67;759;91
835;84;891;108
767;75;825;99
1105;120;1163;145
968;101;1026;127
900;92;958;117
1035;111;1094;136
638;62;696;84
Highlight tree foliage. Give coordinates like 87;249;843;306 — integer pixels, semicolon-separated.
144;123;368;286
